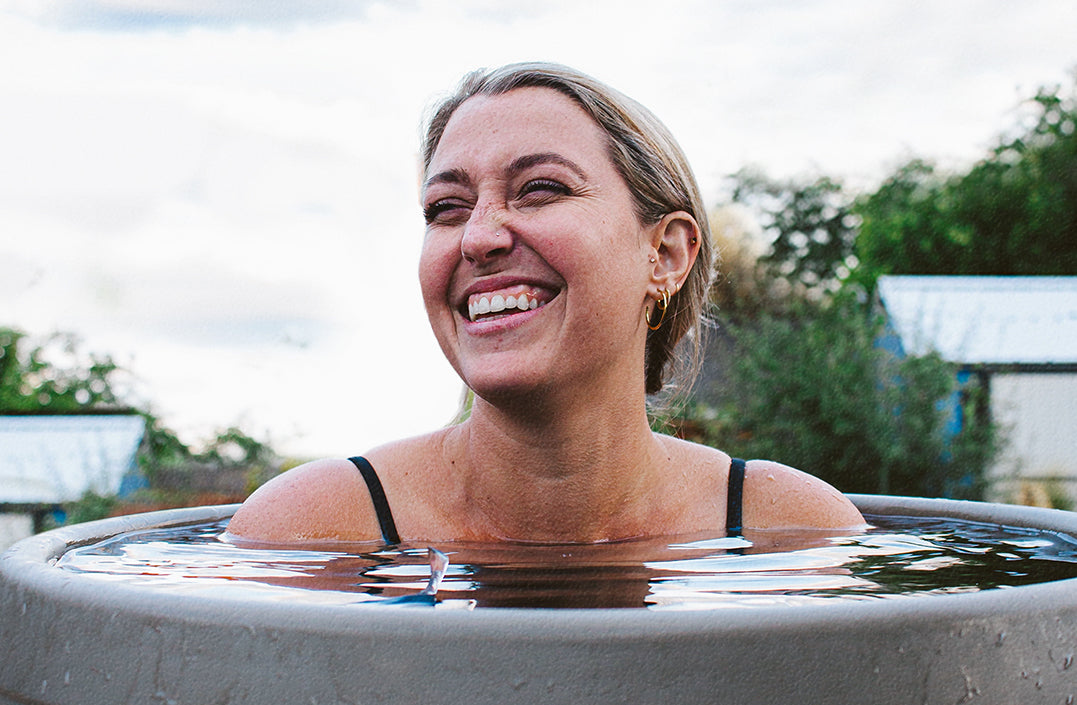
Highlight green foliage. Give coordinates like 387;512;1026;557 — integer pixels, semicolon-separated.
63;491;120;525
137;413;196;474
0;327;125;413
727;169;858;296
680;296;996;499
854;77;1077;288
135;416;278;495
849;160;953;283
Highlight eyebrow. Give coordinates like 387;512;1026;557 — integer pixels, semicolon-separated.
422;152;588;192
422;167;471;192
508;152;588;181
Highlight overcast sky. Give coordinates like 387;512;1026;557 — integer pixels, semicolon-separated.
2;0;1075;458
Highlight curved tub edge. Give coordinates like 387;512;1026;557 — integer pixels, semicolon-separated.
2;497;1076;705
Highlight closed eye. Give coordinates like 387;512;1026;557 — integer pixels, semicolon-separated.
517;179;570;205
423;199;471;226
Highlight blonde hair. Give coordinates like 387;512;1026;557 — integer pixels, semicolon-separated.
422;62;714;396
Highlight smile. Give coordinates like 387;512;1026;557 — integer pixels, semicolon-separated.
465;286;554;322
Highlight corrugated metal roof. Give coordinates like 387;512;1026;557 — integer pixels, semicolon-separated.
0;415;144;504
877;276;1077;365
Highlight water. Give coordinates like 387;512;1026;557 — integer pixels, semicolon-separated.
54;514;1077;610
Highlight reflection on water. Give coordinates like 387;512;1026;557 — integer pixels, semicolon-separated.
55;515;1077;609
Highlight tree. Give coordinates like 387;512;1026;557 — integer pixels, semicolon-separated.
848;159;957;283
726;169;859;297
855;77;1077;287
0;327;125;413
708;204;804;323
674;297;997;499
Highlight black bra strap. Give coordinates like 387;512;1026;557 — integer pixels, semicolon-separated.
726;457;746;537
348;456;400;544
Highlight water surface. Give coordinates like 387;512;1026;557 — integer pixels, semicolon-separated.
55;515;1077;609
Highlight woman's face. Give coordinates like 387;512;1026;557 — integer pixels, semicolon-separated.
419;87;657;402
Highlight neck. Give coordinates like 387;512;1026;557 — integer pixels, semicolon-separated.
451;383;670;543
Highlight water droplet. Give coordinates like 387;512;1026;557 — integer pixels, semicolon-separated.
996;631;1006;646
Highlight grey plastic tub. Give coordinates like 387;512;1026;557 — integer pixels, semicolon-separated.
1;496;1076;704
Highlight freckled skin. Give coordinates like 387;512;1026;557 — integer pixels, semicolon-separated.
226;88;865;545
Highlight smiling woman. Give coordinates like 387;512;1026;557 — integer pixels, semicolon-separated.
225;62;864;546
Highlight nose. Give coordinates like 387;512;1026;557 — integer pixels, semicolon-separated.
460;204;513;265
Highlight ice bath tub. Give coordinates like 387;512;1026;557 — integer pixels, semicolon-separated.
1;495;1076;704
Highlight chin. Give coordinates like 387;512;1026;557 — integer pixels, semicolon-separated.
465;374;546;401
460;368;556;410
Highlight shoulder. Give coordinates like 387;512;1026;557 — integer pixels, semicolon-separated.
224;430;452;544
658;436;864;531
742;459;866;531
225;457;382;543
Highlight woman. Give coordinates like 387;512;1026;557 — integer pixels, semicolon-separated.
227;62;864;545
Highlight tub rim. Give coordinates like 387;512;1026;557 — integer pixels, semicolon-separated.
2;495;1076;640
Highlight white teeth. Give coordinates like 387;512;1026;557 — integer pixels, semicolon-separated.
468;297;492;320
467;291;546;321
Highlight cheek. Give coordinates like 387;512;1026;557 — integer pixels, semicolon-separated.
418;236;453;299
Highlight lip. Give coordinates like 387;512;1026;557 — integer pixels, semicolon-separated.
459;298;552;335
458;274;559;302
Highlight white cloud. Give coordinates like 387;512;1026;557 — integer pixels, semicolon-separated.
2;0;392;30
1;0;1075;456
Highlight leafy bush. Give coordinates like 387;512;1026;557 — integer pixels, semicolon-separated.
64;491;120;525
0;327;125;413
676;296;997;499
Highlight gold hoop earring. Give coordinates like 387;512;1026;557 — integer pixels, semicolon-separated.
646;289;670;331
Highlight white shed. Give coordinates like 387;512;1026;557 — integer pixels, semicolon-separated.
877;275;1077;507
0;414;145;548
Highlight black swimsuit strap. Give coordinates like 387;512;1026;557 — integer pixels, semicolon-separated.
349;454;743;543
348;456;400;544
726;457;746;538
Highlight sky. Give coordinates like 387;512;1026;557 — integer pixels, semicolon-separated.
2;0;1075;459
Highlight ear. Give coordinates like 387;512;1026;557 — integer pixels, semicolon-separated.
647;211;701;298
